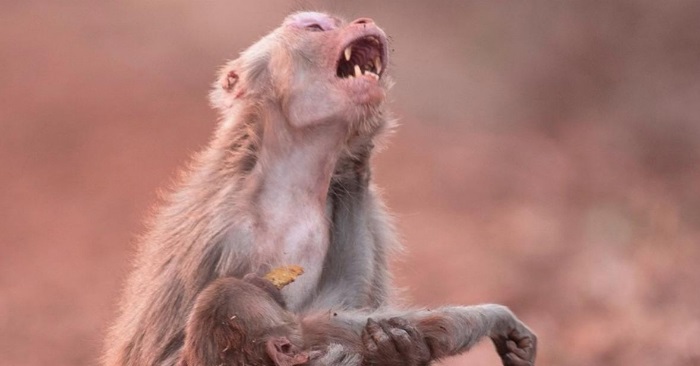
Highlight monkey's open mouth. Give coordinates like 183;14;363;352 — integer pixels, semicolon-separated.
336;35;384;80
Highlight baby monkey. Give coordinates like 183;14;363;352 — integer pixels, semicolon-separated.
182;273;536;366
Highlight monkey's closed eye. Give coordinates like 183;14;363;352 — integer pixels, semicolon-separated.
305;24;325;32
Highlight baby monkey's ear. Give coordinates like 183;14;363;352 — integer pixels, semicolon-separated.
210;62;245;111
266;337;308;366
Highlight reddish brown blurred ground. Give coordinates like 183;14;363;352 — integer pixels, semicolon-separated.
2;1;700;365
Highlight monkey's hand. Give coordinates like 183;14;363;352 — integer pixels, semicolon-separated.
490;316;537;366
361;317;431;366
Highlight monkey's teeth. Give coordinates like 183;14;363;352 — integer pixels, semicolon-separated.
366;71;379;80
344;47;352;61
354;64;362;77
375;57;382;74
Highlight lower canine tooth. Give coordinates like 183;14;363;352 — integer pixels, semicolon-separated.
354;64;362;77
344;47;352;61
375;57;382;74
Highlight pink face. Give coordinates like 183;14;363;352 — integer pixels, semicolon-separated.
275;12;390;128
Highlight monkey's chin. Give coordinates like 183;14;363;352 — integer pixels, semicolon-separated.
342;77;386;106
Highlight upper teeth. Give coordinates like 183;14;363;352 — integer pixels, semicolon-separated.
342;42;382;79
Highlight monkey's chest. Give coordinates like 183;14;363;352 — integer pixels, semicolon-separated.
253;201;332;311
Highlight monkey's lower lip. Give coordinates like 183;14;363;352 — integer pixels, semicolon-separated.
336;35;384;80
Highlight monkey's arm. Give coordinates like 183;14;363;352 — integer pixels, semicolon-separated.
304;305;536;366
409;305;536;365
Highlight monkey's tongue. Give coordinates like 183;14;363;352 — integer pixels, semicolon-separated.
337;36;383;80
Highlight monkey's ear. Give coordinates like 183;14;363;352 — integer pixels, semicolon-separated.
266;337;309;366
210;63;245;111
221;69;239;92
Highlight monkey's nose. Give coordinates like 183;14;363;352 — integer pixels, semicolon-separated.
352;17;374;25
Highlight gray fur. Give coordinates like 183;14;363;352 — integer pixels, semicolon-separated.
313;304;536;362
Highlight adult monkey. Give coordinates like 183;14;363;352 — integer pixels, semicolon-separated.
103;12;536;366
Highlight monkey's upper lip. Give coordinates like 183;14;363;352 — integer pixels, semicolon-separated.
336;35;385;80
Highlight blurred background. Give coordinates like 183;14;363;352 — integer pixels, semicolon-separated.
2;1;700;365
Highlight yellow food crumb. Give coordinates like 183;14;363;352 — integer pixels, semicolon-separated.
263;265;305;289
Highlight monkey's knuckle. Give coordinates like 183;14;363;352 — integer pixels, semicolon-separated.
387;316;408;327
388;327;409;339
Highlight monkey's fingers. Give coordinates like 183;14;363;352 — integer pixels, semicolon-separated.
502;353;533;366
511;328;537;362
386;317;431;362
362;318;408;365
378;319;410;355
362;318;394;354
264;265;305;289
497;328;536;366
362;318;431;366
506;340;528;359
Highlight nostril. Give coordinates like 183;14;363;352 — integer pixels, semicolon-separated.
353;18;373;25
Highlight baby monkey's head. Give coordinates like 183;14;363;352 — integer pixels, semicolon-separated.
211;12;391;133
